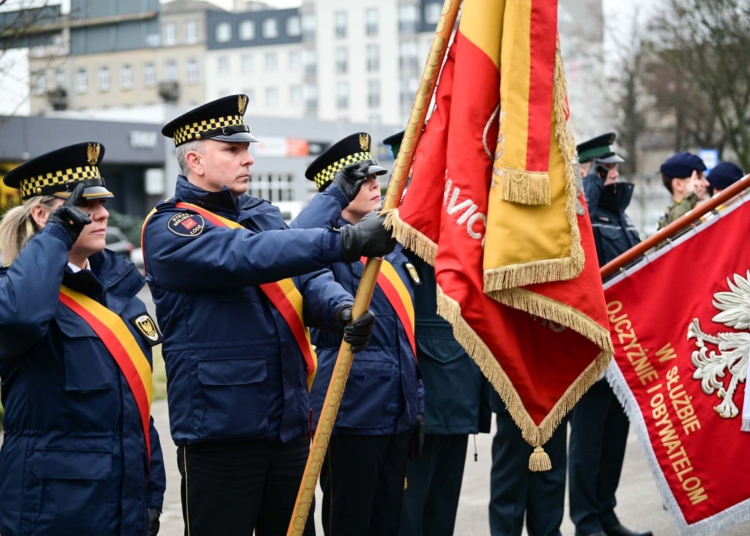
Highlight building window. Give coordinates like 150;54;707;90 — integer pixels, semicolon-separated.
305;84;318;111
239;20;255;41
216;22;231;42
266;87;278;105
55;69;64;89
76;68;87;93
367;44;379;72
401;77;419;107
368;79;380;108
425;2;441;24
34;72;46;95
164;23;176;46
400;41;418;69
304;49;317;76
336;47;348;74
302;14;316;40
337;81;349;109
335;11;347;39
245;88;255;106
286;16;301;36
121;64;132;89
290;85;303;105
99;67;110;91
166;60;177;82
265;52;277;71
187;59;199;83
263;18;278;38
145;63;156;86
366;8;378;36
399;5;419;33
242;54;253;73
186;21;197;43
218;56;229;75
289;51;301;70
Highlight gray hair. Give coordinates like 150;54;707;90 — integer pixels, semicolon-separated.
175;140;205;176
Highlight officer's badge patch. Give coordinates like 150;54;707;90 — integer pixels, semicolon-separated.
405;263;421;285
359;133;370;152
87;143;101;165
238;95;248;115
130;314;162;345
168;213;205;237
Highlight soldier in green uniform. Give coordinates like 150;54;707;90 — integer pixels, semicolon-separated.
657;152;708;230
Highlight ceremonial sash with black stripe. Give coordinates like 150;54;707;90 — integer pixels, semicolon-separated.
147;202;318;390
59;286;154;461
360;257;416;360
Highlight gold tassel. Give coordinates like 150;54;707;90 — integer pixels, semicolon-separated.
383;209;438;266
529;446;552;472
499;168;551;206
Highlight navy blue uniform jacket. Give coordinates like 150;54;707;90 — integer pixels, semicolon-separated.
0;223;166;536
583;173;640;267
142;177;353;445
291;186;423;435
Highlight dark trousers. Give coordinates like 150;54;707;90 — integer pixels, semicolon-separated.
399;434;468;536
319;432;410;536
177;436;315;536
489;407;567;536
568;380;630;535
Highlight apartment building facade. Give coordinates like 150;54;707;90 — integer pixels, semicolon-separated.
28;0;215;114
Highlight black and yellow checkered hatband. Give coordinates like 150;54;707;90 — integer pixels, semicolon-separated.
173;115;245;146
19;166;102;200
314;152;373;191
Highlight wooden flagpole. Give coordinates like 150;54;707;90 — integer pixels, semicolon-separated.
600;175;750;280
286;1;462;533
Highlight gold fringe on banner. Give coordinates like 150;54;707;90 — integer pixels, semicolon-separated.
383;209;438;266
499;168;551;206
482;44;585;293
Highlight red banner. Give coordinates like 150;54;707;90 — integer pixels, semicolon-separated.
604;199;750;534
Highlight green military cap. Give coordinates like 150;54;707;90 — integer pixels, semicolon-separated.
576;132;624;164
382;130;405;159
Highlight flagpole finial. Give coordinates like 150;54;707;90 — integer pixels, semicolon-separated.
529;445;552;472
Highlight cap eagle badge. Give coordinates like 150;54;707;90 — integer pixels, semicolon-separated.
688;270;750;419
238;95;248;116
87;143;100;166
359;133;370;152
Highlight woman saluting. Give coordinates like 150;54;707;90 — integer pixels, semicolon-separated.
0;143;166;536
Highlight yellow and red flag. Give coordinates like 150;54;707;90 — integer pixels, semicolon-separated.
386;0;612;464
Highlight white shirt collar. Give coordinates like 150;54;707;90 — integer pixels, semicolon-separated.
67;259;91;273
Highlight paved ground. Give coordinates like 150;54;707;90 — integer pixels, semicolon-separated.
147;398;749;536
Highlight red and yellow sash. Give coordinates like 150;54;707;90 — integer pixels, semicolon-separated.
157;202;318;390
59;286;153;461
361;258;416;359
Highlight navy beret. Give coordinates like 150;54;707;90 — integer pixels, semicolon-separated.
660;152;707;179
708;162;745;191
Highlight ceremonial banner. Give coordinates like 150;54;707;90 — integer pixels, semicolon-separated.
386;0;612;463
604;199;750;534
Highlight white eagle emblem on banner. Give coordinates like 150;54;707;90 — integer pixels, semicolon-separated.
688;271;750;419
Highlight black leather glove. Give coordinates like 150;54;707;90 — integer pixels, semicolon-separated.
332;161;370;202
340;212;396;263
333;305;376;353
408;413;426;460
147;507;160;536
47;183;91;245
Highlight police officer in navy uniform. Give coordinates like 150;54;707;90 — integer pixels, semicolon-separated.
291;132;423;536
378;131;492;536
142;96;392;536
568;133;650;536
0;143;166;536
